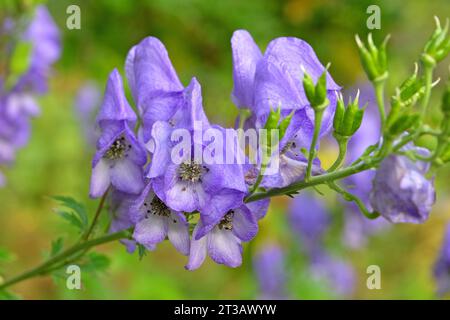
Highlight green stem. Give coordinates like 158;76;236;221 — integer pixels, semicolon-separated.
0;230;129;291
420;66;434;120
374;80;387;134
306;109;324;180
82;189;109;241
328;135;349;172
245;158;376;203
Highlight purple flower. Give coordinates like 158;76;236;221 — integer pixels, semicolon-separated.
131;182;190;255
108;189;138;253
253;244;287;299
125;37;209;143
185;204;258;270
89;69;146;198
289;192;330;253
75;82;101;146
16;5;61;94
434;223;450;296
310;251;355;297
370;145;435;224
231;30;339;187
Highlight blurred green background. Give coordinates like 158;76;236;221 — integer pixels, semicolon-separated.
1;0;450;299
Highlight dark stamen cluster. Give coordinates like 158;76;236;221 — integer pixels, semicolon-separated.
178;161;204;183
144;196;171;217
218;210;234;231
105;136;131;160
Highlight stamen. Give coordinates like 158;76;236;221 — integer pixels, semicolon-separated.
178;161;204;183
105;136;131;160
145;196;171;217
218;210;234;231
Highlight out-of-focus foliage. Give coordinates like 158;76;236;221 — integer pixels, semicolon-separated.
0;0;449;299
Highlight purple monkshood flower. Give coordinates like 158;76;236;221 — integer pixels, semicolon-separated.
310;251;355;297
434;223;450;296
15;5;61;94
231;30;339;188
89;69;146;198
108;188;138;253
125;37;209;143
130;182;190;255
289;192;330;254
370;144;435;224
185;204;258;270
75;82;102;146
253;244;287;299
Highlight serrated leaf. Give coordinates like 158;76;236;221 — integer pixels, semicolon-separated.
51;196;89;232
50;238;64;257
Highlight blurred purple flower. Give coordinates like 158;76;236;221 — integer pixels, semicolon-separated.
289;192;330;253
131;182;190;255
253;244;287;299
433;223;450;296
370;145;435;224
74;82;101;145
310;251;355;297
89;69;146;198
185;204;258;270
16;5;61;94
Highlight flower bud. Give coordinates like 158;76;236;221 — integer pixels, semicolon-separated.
388;113;420;136
333;93;364;137
302;69;329;111
422;17;450;67
355;33;390;83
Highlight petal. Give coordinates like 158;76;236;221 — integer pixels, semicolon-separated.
185;223;208;270
207;227;242;268
245;199;270;220
96;69;137;125
147;121;173;178
124;45;137;102
168;212;190;255
133;37;183;110
232;206;258;242
231;30;263;109
89;158;111;198
133;214;169;249
265;37;340;91
110;158;144;195
128;182;154;224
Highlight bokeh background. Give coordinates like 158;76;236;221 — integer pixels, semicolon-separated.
1;0;450;299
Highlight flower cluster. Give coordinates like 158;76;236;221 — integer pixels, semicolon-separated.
0;6;60;186
89;20;448;270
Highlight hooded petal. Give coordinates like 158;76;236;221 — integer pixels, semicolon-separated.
168;212;190;255
147;121;175;179
89;158;111;198
207;227;242;268
231;30;263;109
96;69;137;126
133;213;169;249
185;222;208;270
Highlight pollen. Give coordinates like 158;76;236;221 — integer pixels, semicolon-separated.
105;136;131;160
178;161;204;183
144;196;171;217
218;210;234;231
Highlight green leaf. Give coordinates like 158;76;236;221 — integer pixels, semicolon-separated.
50;238;64;257
81;252;110;273
0;289;21;300
51;196;89;232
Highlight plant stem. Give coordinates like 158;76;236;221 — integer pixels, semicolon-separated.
306;109;324;180
0;230;129;291
420;66;433;120
82;189;109;241
328;135;349;172
374;80;386;134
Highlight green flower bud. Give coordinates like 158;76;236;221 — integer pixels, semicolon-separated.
302;71;316;106
278;110;294;140
333;92;365;137
302;69;329;111
355;33;390;83
422;17;450;67
333;95;345;133
263;106;281;131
